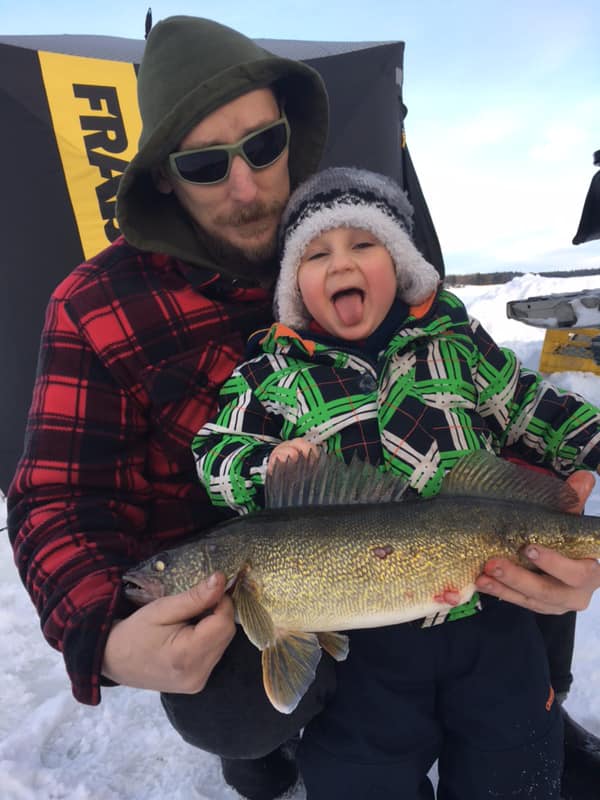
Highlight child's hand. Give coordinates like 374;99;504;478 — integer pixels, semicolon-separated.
267;438;320;474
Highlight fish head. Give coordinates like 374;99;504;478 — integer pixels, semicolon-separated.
122;539;217;605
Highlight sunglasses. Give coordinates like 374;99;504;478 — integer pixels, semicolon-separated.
168;115;290;186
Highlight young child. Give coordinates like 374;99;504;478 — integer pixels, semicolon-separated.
192;167;600;799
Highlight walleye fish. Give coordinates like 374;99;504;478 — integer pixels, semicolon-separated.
123;451;600;714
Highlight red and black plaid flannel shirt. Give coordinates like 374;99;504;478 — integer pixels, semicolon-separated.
7;236;272;705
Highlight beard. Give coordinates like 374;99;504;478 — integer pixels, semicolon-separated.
195;198;286;288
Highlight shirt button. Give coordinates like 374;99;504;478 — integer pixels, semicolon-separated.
359;374;377;392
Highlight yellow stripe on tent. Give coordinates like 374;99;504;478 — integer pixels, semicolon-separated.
38;50;141;258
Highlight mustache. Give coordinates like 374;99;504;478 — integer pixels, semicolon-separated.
216;198;286;227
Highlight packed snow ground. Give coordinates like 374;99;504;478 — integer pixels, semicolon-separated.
2;273;600;800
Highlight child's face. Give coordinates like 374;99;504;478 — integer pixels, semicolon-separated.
297;227;397;340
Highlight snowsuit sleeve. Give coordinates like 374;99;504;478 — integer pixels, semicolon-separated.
470;316;600;473
192;363;287;515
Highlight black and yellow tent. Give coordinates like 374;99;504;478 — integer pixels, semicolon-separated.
573;149;600;246
0;31;443;489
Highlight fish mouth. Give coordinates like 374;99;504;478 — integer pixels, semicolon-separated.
122;571;166;605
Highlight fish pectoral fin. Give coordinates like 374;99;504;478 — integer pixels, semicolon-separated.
317;631;349;662
232;576;275;650
262;631;322;715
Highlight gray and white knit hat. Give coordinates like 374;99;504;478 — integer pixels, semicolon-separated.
274;167;440;329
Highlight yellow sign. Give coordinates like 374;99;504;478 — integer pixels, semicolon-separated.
539;328;600;377
38;50;141;258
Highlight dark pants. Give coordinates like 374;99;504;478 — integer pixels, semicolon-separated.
160;625;337;759
160;610;574;776
535;610;576;697
298;600;564;800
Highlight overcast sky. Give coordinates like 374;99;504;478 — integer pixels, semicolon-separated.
2;0;599;275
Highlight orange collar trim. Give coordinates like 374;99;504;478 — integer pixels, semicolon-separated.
409;290;436;320
262;323;317;356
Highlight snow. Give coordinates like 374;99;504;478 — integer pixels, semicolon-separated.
2;272;600;799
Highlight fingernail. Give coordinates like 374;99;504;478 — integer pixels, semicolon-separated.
492;567;503;578
207;573;219;588
526;547;539;561
479;581;493;591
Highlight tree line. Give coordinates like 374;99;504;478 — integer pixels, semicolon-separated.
445;267;600;287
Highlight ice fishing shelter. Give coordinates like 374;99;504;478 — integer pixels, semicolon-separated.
533;149;600;375
0;29;443;490
572;149;600;245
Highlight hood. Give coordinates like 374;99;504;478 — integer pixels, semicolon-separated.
116;16;329;277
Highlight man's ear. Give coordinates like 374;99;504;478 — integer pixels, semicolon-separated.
154;165;174;195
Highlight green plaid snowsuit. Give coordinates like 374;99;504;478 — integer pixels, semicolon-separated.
193;289;600;516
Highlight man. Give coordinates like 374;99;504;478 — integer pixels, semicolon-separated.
7;14;600;800
9;16;333;800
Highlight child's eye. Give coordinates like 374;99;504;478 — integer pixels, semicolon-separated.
354;241;374;250
305;251;327;261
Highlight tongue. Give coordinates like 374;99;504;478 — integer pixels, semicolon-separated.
333;290;364;326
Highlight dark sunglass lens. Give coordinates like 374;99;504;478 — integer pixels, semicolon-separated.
243;122;288;168
174;149;229;183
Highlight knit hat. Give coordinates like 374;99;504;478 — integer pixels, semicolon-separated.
274;167;440;329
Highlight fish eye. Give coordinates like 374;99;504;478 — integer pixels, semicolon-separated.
152;554;169;572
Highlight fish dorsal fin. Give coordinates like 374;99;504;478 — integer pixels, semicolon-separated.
441;451;580;513
264;450;408;509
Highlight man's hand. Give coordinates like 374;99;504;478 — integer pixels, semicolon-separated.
267;437;320;474
102;572;235;694
476;470;600;614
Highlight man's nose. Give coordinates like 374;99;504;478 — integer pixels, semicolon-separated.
227;156;259;203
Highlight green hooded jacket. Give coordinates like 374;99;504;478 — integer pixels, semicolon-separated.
116;15;329;278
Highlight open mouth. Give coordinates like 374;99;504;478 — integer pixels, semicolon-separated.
122;572;165;605
331;288;366;325
332;288;365;302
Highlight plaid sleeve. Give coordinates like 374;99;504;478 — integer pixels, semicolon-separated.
7;287;151;706
192;368;284;515
7;243;271;706
471;316;600;473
